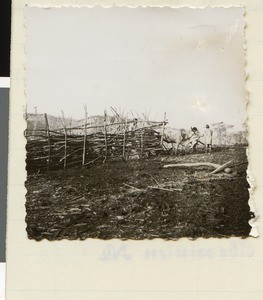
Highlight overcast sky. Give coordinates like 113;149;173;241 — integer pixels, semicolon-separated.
26;6;245;130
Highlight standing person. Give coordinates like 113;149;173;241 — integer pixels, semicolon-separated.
203;124;213;153
189;127;201;153
131;118;138;131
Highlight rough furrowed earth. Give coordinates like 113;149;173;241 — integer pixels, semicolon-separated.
25;146;252;241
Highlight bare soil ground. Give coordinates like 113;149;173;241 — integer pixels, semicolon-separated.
25;146;252;240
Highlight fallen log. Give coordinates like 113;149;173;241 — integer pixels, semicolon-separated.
163;162;220;169
163;161;234;174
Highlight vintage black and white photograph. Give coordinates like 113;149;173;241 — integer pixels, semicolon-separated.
25;6;252;241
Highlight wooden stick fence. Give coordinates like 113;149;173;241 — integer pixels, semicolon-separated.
25;114;166;172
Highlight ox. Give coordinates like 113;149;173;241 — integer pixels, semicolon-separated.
162;128;191;154
162;127;205;155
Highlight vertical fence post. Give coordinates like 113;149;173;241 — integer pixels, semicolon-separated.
61;111;67;170
122;119;127;158
160;112;167;146
82;104;88;166
104;109;108;159
44;113;51;171
140;129;144;159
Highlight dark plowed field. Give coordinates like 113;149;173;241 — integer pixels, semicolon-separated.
25;147;252;240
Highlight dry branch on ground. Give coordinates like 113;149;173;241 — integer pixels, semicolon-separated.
163;160;234;174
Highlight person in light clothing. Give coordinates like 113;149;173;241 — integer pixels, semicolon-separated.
203;124;213;153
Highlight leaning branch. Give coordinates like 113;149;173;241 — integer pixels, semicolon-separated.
210;160;233;174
